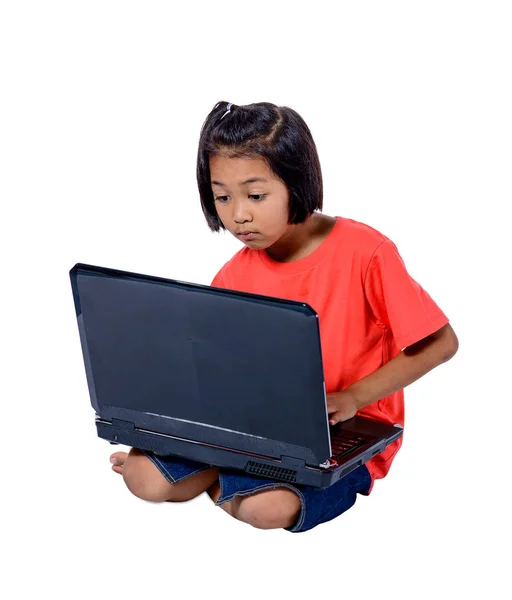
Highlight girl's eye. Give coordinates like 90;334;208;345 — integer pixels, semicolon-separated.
214;194;265;202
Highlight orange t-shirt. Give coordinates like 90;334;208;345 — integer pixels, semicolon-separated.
210;216;449;491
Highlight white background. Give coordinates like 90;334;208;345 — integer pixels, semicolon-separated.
1;1;510;599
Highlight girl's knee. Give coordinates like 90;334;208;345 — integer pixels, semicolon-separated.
236;489;301;530
122;449;175;502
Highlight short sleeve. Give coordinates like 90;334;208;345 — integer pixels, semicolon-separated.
364;240;449;349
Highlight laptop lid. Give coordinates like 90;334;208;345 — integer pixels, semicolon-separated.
70;263;332;465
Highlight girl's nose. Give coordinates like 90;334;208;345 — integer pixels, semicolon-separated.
233;199;253;224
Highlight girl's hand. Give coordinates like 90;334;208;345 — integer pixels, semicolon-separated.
326;390;359;426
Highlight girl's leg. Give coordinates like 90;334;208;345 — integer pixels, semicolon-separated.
110;449;219;503
206;479;301;529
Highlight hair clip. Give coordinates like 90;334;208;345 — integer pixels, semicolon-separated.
220;103;233;120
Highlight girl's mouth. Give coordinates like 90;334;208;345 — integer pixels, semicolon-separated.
237;232;259;241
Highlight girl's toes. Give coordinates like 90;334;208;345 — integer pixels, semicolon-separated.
110;451;128;474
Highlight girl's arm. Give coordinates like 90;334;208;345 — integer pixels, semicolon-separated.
327;323;459;425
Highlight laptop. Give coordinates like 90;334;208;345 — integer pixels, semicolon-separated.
70;262;403;489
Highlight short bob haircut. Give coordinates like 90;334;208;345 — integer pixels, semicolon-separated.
197;101;323;232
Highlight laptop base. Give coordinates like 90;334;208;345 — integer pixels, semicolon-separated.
97;418;402;489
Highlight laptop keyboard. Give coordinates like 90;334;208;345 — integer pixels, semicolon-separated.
330;430;368;459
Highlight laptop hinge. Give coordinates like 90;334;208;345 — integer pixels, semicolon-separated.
280;455;306;468
111;418;135;430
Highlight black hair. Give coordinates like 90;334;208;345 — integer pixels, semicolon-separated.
196;101;323;232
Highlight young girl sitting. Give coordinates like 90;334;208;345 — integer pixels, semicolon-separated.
110;101;459;533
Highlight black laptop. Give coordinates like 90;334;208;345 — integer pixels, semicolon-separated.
70;263;402;489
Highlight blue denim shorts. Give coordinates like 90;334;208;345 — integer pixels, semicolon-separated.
142;451;372;533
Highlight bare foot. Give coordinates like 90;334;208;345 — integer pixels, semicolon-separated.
110;451;128;475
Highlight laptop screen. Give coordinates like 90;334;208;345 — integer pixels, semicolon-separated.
71;264;332;463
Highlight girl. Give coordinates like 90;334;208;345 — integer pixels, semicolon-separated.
110;101;459;533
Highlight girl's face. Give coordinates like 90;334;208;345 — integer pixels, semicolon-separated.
209;154;291;250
